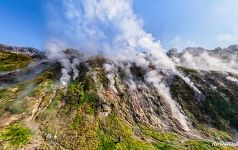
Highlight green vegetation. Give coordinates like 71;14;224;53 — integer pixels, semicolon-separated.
0;70;56;117
40;88;159;150
30;80;53;97
72;114;83;130
140;125;182;150
141;127;180;142
0;89;12;99
171;72;237;139
97;130;116;150
184;140;221;150
33;71;54;84
6;100;25;114
61;77;100;114
35;66;235;149
0;123;32;148
154;143;179;150
0;83;35;117
204;90;238;130
1;56;237;149
97;68;110;88
0;88;15;115
33;63;62;85
140;125;229;150
0;51;32;72
197;125;233;141
36;74;101;149
177;66;199;77
98;115;156;150
170;76;203;126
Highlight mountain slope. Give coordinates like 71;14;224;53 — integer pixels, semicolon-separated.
0;46;237;149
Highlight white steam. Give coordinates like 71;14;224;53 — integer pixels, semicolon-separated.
44;39;80;86
175;70;204;102
176;51;238;74
45;0;206;131
145;70;190;131
60;59;72;86
72;58;80;80
226;76;238;84
50;0;175;71
104;63;118;93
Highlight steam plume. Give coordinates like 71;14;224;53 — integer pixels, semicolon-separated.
226;76;238;84
44;39;80;86
175;51;238;74
145;70;190;131
46;0;199;130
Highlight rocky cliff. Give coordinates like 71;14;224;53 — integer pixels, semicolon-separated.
0;46;237;149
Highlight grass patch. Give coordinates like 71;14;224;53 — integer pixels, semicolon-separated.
0;88;15;115
0;51;32;72
61;77;100;114
33;71;54;84
72;115;83;130
154;142;179;150
0;123;32;148
197;125;233;141
184;140;221;150
98;130;116;150
99;115;156;150
30;80;53;97
142;128;179;143
140;125;182;149
6;100;24;114
0;89;12;99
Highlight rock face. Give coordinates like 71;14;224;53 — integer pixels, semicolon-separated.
0;45;238;149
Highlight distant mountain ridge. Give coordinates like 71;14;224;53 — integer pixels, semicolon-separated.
0;44;45;58
1;43;238;59
168;45;238;57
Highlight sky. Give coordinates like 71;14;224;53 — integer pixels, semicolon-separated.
0;0;238;51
